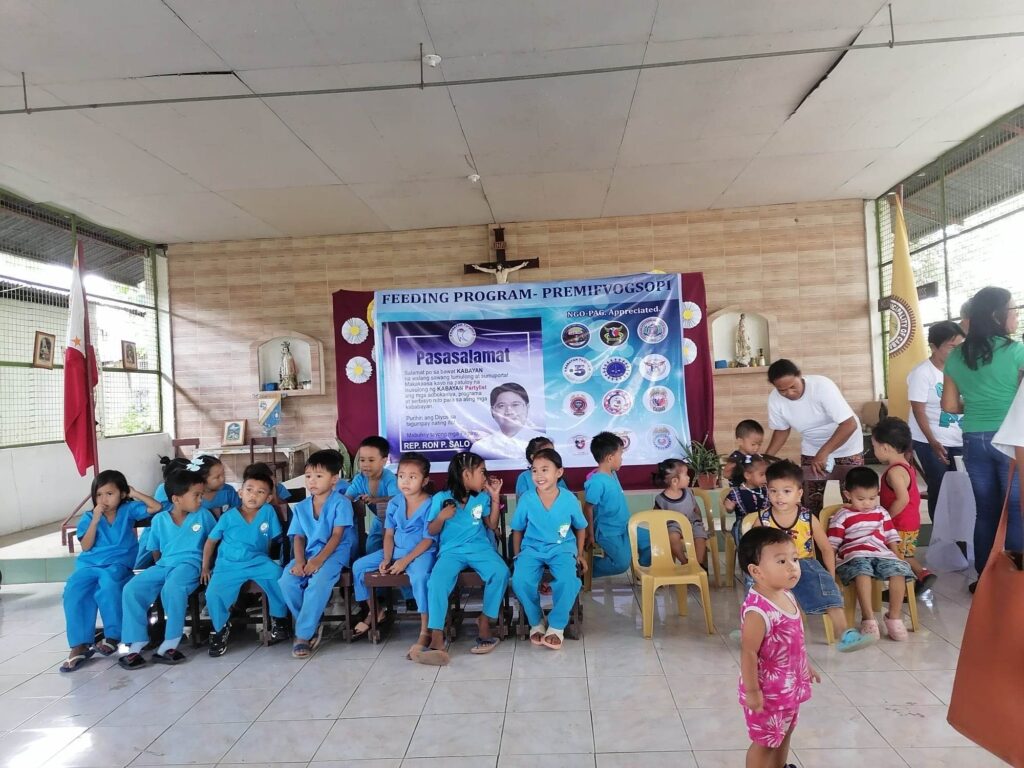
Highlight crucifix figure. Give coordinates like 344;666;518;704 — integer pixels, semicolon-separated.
464;226;540;284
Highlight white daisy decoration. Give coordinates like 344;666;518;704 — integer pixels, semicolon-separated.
341;317;369;345
346;356;373;384
682;338;698;365
681;301;702;329
370;345;377;363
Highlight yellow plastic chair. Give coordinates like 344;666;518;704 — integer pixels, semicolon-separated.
819;505;919;632
628;510;714;637
693;488;729;588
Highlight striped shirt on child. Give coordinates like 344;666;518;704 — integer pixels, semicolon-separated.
826;506;901;565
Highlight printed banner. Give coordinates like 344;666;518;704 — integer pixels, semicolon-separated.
374;273;691;471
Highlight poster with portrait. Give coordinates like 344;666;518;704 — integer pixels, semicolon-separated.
375;273;690;471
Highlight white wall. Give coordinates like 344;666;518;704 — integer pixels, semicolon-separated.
0;432;172;536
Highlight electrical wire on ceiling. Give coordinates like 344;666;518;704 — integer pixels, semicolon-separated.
4;29;1024;118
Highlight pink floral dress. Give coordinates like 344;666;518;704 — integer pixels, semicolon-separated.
737;589;813;748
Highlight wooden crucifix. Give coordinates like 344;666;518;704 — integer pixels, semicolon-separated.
464;226;540;284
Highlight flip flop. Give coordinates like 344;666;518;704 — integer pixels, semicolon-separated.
414;648;450;666
59;649;95;673
292;641;312;659
152;648;186;665
528;624;546;646
351;621;372;640
117;652;147;670
94;639;118;656
540;629;564;650
309;624;325;652
470;636;500;655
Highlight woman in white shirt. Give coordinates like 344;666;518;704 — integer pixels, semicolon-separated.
907;321;965;524
764;359;863;514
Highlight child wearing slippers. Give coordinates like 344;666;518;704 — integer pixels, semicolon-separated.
510;448;587;650
416;452;510;666
60;470;162;672
119;468;216;669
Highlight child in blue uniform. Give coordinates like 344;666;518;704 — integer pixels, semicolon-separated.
345;436;398;554
279;449;358;658
120;469;217;669
350;452;436;653
511;448;587;650
202;465;290;656
514;437;570;498
416;452;510;666
244;461;292;525
60;470;162;672
584;432;646;577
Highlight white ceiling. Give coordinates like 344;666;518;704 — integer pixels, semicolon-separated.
2;0;1024;243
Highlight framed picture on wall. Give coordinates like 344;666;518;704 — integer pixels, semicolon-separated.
121;340;138;371
32;331;55;369
222;419;247;446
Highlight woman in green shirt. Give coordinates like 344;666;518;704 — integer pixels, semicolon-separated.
942;287;1024;586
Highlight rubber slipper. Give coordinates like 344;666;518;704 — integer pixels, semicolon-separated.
94;639;118;656
470;636;500;655
292;642;312;659
528;624;546;646
351;621;371;639
414;648;450;666
406;643;428;660
309;624;325;652
540;629;564;650
117;652;147;670
59;649;95;673
152;648;186;665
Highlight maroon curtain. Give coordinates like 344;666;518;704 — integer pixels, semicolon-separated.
333;272;713;490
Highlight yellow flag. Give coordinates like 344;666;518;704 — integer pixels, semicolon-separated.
886;195;929;420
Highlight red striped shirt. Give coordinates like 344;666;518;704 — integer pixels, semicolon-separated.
827;506;901;565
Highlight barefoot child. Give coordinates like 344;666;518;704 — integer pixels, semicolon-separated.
510;448;587;649
345;436;399;554
61;471;162;671
738;527;820;768
653;458;706;566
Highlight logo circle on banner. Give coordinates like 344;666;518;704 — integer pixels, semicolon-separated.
637;317;668;344
563;356;594;384
682;338;698;365
603;389;633;416
599;321;629;347
601;357;633;383
681;302;702;329
643;385;675;414
640;353;670;382
614;429;637;453
561;323;591;350
649;424;677;452
887;297;916;356
571;434;590;454
563;391;594;417
449;323;476;348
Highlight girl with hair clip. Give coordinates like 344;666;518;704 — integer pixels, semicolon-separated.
725;454;770;550
654;459;706;566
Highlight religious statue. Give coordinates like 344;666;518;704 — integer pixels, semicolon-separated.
735;313;753;367
469;260;530;284
279;340;298;390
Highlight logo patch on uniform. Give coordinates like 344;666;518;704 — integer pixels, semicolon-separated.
471;504;484;520
191;523;202;532
260;522;270;532
558;523;571;541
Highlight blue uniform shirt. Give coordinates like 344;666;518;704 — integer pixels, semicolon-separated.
384;495;436;552
427;490;493;552
209;504;282;564
345;469;399;507
75;500;151;569
584;471;630;533
511;488;587;558
154;483;240;516
147;508;217;569
275;484;291;502
515;471;569;498
288;492;357;559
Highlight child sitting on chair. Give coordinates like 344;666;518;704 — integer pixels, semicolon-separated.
827;466;913;642
202;464;291;656
584;432;646;576
279;449;358;658
510;448;587;650
725;454;770;551
515;436;570;498
653;458;706;567
345;436;399;554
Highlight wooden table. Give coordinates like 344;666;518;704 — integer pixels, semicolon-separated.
198;442;313;480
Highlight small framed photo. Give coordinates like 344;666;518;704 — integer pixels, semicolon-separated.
121;340;138;371
222;419;247;446
32;331;56;369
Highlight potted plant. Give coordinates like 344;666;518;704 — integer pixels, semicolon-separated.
681;438;722;489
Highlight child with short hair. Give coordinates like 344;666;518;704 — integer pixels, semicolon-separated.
350;452;437;654
753;460;873;652
827;467;913;642
653;458;706;566
584;431;641;577
346;436;399;554
119;468;217;669
202;464;291;657
723;420;766;483
60;471;162;672
872;416;936;592
417;452;510;665
738;526;820;767
515;436;569;498
244;461;292;525
279;449;358;658
511;448;588;650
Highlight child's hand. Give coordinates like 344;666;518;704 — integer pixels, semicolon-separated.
128;486;139;499
439;500;457;521
486;475;503;497
304;557;322;575
388;557;410;575
577;554;588;574
290;561;306;577
358;494;370;503
724;498;736;512
584;530;595;550
378;559;391;574
744;688;764;713
200;567;211;585
809;666;822;684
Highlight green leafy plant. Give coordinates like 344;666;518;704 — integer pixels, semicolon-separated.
680;438;722;478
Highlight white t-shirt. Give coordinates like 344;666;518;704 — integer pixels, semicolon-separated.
768;374;863;458
993;380;1024;459
907;359;963;447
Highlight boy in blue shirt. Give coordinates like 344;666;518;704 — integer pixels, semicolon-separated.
279;450;358;658
346;436;399;554
584;431;646;577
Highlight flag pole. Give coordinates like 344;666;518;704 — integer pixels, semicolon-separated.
72;222;100;475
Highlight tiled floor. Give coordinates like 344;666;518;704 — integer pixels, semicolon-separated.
0;565;1005;768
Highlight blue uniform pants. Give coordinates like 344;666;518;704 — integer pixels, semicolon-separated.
134;529;154;569
278;547;350;640
352;547;435;611
122;564;200;646
593;528;633;578
206;559;287;632
64;564;133;646
512;549;580;631
427;545;509;631
364;515;384;555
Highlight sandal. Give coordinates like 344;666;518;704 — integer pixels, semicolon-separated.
94;638;118;656
414;648;450;666
540;628;564;650
292;641;312;659
152;648;186;665
117;652;147;670
309;624;325;652
59;649;95;673
529;624;546;646
470;636;500;655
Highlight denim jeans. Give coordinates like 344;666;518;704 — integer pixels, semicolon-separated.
912;440;963;522
963;431;1021;575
